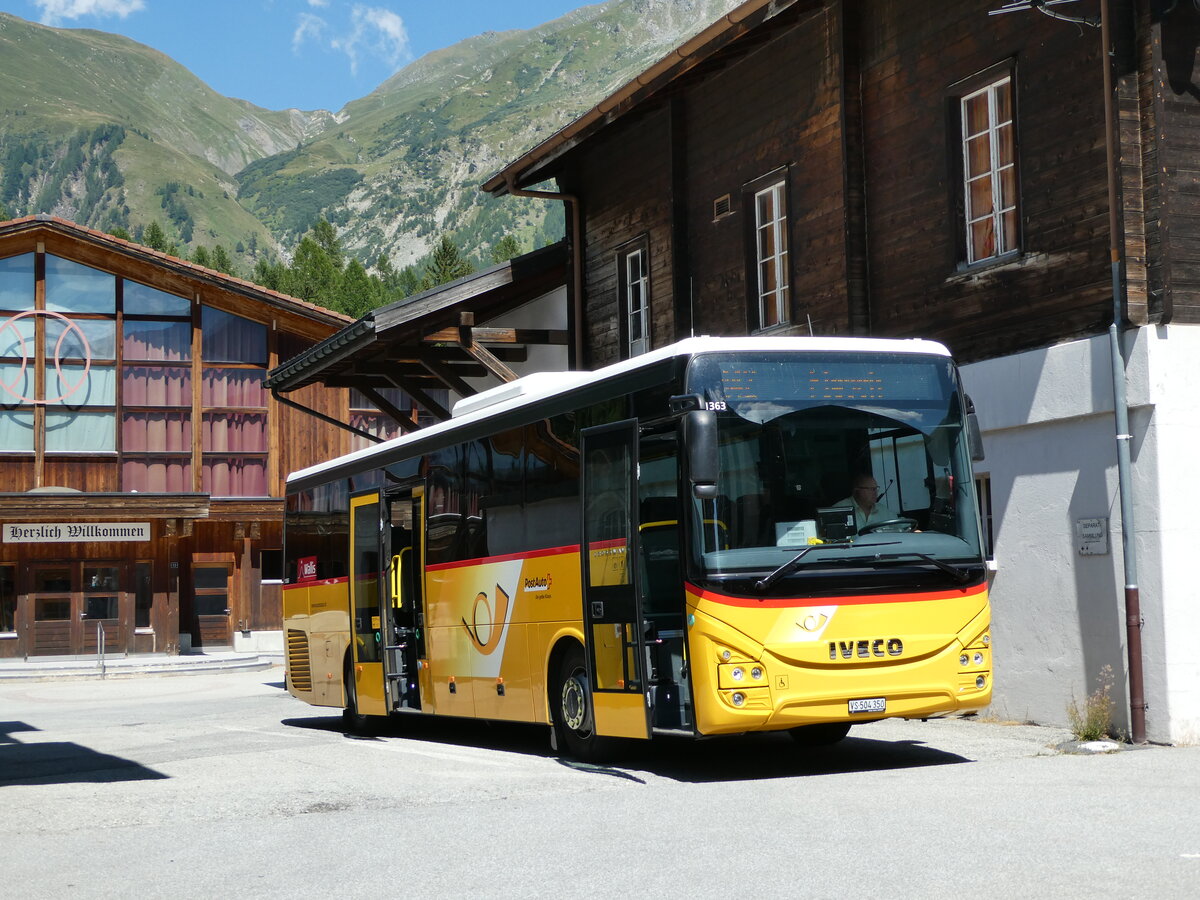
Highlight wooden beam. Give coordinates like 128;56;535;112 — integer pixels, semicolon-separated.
417;350;479;398
461;340;518;383
358;386;418;435
384;374;451;421
421;326;570;345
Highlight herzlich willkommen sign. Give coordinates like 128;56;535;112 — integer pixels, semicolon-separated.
3;523;151;543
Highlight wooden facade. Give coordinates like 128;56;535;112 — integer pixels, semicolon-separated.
0;217;355;657
486;0;1198;368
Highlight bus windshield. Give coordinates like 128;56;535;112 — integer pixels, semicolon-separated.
685;351;983;592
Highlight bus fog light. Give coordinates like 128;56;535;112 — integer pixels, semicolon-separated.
731;667;744;681
751;667;763;680
731;692;746;707
976;675;987;688
960;654;969;667
973;652;985;666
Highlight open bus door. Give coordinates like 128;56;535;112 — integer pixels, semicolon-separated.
580;420;651;741
347;491;387;719
383;484;425;712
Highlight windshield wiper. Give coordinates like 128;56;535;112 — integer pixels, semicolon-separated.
860;552;975;585
753;541;900;592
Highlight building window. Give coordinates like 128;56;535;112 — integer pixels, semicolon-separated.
960;74;1017;264
975;473;994;559
134;561;153;629
0;255;120;452
122;282;193;492
748;177;790;330
201;306;268;497
617;240;650;358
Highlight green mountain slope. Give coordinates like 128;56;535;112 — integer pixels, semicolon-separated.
0;0;740;270
0;11;330;253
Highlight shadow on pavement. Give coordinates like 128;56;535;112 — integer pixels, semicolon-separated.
281;713;969;783
0;720;168;787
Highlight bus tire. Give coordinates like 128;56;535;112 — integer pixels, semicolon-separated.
789;722;852;747
553;644;614;762
342;657;374;734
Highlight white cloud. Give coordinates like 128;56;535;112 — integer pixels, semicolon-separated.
329;5;410;76
33;0;145;26
292;11;327;53
306;0;329;7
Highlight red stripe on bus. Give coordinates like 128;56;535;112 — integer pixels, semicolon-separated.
685;581;987;609
426;544;581;572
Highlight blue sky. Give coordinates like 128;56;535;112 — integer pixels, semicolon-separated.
2;0;594;111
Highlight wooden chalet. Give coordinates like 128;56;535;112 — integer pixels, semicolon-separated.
0;216;358;657
483;0;1195;366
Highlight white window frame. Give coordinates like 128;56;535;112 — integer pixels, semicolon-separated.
974;473;994;560
754;181;789;329
621;245;650;358
961;75;1017;264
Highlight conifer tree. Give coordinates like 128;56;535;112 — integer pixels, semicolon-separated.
143;220;167;252
490;234;521;264
421;235;473;290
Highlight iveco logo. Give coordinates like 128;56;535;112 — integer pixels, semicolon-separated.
829;638;904;660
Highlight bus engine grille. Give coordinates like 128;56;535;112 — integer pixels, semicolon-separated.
287;629;313;692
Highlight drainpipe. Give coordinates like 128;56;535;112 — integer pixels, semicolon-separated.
1100;0;1146;744
502;176;584;370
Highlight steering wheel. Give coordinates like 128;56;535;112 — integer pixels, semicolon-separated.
858;517;919;535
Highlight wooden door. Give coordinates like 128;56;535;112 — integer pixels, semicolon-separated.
31;564;73;656
192;561;233;648
80;563;125;654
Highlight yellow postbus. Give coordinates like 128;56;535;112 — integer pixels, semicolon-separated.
282;336;991;760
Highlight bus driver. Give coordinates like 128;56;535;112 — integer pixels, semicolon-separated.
836;473;897;531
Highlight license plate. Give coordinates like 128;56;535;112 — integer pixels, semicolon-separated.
848;697;886;714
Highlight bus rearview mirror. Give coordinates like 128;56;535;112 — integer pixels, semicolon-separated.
682;409;719;498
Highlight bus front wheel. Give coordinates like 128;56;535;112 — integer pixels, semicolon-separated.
554;645;614;762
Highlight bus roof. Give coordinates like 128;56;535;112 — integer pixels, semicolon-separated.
286;335;952;487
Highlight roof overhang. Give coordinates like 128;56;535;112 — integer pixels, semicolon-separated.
266;242;569;424
0;215;351;331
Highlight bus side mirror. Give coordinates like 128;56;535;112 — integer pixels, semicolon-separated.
681;409;719;499
965;395;985;462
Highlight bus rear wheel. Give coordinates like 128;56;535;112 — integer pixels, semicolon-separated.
789;722;852;747
554;644;614;762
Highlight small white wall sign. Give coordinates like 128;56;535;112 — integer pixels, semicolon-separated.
1076;517;1109;556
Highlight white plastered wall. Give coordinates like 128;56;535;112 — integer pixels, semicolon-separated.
959;326;1200;744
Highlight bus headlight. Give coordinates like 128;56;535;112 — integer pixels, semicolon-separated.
751;666;764;681
973;652;985;666
960;654;969;667
731;666;744;681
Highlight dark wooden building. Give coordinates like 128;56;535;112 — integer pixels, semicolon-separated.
485;0;1195;366
482;0;1200;742
0;216;360;657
